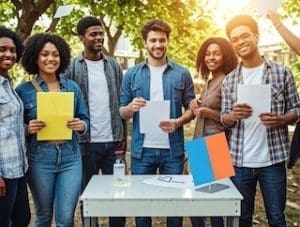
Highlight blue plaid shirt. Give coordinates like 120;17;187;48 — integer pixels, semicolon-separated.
0;76;26;178
221;58;300;167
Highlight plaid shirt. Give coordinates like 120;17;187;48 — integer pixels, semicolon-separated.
0;76;26;178
221;58;300;167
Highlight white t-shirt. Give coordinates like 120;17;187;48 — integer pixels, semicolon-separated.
242;64;271;167
143;64;170;149
85;59;113;142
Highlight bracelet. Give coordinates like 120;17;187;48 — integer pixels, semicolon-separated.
275;23;282;29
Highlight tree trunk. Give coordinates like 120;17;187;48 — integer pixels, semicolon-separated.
13;0;54;42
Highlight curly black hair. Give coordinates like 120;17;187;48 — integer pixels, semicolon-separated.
141;19;171;41
196;37;238;80
0;26;24;62
226;15;259;38
21;33;70;75
76;16;102;36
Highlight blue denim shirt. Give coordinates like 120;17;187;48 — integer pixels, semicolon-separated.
15;75;89;153
120;60;195;158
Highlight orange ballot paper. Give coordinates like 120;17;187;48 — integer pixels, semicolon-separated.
37;92;74;141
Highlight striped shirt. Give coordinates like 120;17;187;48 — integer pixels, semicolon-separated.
0;76;26;178
221;58;300;167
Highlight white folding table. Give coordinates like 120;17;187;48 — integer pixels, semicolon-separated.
81;175;242;227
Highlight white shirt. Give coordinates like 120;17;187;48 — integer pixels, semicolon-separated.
242;64;271;167
143;64;170;148
85;59;113;142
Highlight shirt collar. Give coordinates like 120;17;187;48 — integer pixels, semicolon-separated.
78;51;108;63
34;74;66;89
0;75;12;85
141;57;174;70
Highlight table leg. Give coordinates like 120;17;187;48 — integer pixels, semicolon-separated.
226;216;239;227
83;217;91;227
83;217;97;227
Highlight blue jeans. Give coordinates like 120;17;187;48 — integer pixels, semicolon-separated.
81;142;125;227
231;162;287;227
27;142;82;227
0;176;31;227
131;147;184;227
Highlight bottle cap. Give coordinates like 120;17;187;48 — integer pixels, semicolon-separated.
115;150;124;156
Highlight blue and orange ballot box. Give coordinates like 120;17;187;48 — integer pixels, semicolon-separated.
185;132;235;192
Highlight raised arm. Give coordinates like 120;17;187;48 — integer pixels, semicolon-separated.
268;11;300;55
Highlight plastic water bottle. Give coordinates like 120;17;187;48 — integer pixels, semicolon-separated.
113;150;125;182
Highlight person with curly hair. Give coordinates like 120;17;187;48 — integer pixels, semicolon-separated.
0;26;31;227
189;37;238;227
16;33;89;227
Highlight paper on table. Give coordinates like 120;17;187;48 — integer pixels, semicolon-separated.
248;0;282;16
237;84;271;122
142;175;194;189
139;100;170;134
37;92;74;140
54;5;75;18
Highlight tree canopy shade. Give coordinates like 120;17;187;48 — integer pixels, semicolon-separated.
0;0;218;68
0;0;297;68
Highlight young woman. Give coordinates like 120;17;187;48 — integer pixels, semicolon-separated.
16;33;89;227
0;26;31;227
189;37;238;227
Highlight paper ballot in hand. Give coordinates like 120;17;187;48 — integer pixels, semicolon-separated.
37;92;74;140
248;0;282;16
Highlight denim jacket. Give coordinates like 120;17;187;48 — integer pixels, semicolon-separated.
15;75;89;153
120;60;195;158
64;52;124;143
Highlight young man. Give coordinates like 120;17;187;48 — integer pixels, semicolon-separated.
119;19;195;227
221;15;300;226
65;16;126;227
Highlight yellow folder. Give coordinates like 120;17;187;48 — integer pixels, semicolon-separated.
37;92;74;141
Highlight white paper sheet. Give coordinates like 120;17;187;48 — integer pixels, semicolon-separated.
248;0;282;16
142;175;194;189
54;5;75;18
237;84;271;122
139;100;170;134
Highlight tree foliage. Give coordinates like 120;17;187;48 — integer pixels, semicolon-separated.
282;0;300;17
0;0;218;68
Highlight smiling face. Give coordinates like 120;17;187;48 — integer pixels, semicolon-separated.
0;37;16;76
37;42;60;78
204;43;224;75
144;30;168;63
229;25;259;60
80;25;104;54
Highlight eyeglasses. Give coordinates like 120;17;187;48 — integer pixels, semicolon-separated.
157;176;184;183
230;32;253;44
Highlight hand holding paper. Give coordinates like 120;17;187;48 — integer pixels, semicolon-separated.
129;97;147;112
159;119;178;133
260;112;285;128
231;103;253;121
67;118;85;132
28;119;46;134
